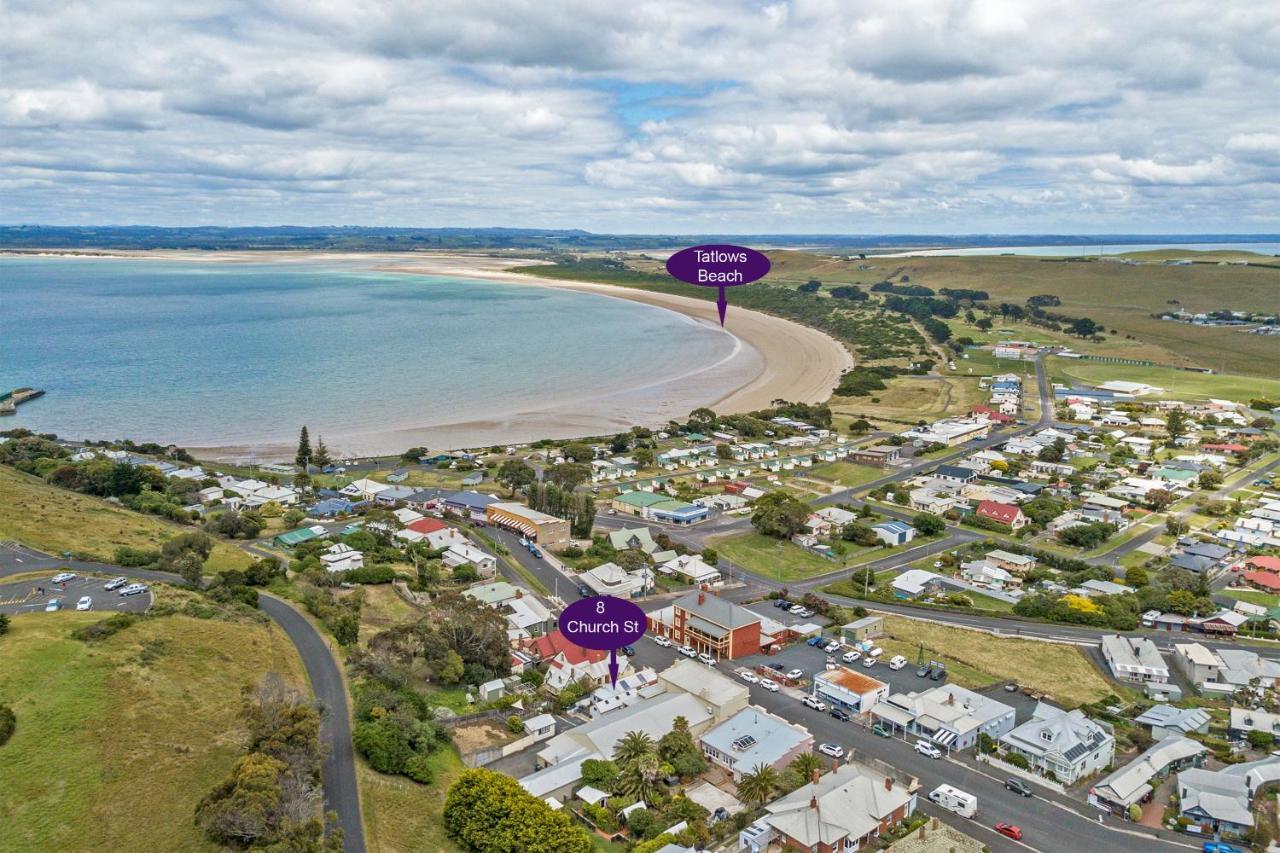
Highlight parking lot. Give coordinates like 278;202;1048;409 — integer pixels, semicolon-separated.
0;572;153;616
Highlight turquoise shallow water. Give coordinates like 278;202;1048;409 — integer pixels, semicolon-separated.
0;257;740;453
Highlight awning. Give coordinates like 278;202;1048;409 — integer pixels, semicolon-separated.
932;730;957;746
871;704;915;728
494;516;538;537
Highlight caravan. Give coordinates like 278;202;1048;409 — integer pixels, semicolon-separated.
927;784;977;818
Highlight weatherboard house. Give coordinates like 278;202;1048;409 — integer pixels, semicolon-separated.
999;701;1115;785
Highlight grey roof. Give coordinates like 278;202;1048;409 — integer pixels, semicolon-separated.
445;490;500;511
700;707;811;772
936;465;976;479
1179;768;1254;827
766;763;912;847
674;591;760;630
1183;541;1231;560
1134;704;1211;734
1000;702;1112;765
1093;737;1206;807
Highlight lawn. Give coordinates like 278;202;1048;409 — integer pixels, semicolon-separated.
359;748;464;853
877;615;1120;707
714;531;844;582
830;375;986;424
807;461;885;489
0;464;251;571
1221;589;1280;609
1047;357;1280;404
0;609;307;852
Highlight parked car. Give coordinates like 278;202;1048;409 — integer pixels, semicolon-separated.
529;547;543;559
51;572;76;584
698;652;717;666
802;696;827;712
45;598;62;612
1004;778;1033;798
104;576;128;591
916;664;931;677
842;650;861;663
759;678;780;692
789;604;806;614
796;608;815;618
785;668;804;681
773;598;790;609
871;724;892;738
119;583;148;597
806;636;824;647
75;595;92;611
739;670;759;684
576;583;593;597
994;823;1022;841
888;655;908;670
1203;843;1242;853
914;740;942;759
1004;682;1019;692
620;645;636;656
652;635;672;648
829;708;851;722
818;743;845;758
929;666;947;681
823;640;842;653
678;645;698;658
861;657;876;668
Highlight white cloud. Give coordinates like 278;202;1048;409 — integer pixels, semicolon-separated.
0;0;1277;230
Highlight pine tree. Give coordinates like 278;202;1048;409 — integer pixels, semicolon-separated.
313;436;331;467
296;426;311;468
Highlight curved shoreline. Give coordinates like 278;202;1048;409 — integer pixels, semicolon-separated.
6;250;854;458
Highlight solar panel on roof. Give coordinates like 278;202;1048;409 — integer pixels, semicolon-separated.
732;735;757;751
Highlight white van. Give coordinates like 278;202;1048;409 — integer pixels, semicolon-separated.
888;655;908;670
927;784;977;819
868;647;884;659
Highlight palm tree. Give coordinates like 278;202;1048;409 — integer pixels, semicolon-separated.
614;731;656;768
617;752;662;804
790;752;821;781
737;763;779;808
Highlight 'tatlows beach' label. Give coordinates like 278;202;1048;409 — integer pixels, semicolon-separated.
666;243;770;326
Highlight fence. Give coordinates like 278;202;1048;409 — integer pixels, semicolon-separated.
975;753;1067;794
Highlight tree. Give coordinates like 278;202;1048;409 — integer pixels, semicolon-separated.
1067;317;1099;338
688;407;716;425
614;731;657;767
1166;517;1188;537
790;752;821;781
976;317;993;331
1166;590;1201;616
737;763;779;807
545;462;589;491
797;280;821;293
700;547;718;566
848;418;873;435
175;551;204;587
1247;730;1276;750
312;436;332;468
353;719;412;774
750;491;810;539
1198;470;1224;490
296;426;311;469
443;768;593;853
1165;408;1189;441
496;460;535;496
561;442;593;463
1125;565;1149;588
617;752;662;804
0;612;9;637
194;752;287;846
0;703;13;746
1145;489;1175;511
911;512;946;536
850;567;876;591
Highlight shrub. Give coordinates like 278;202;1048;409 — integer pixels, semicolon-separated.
71;613;138;642
0;703;15;746
1004;752;1029;769
353;719;412;775
403;753;434;784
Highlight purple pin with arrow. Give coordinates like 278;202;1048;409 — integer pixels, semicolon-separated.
558;595;647;687
666;244;771;326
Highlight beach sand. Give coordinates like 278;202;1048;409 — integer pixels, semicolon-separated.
8;249;853;458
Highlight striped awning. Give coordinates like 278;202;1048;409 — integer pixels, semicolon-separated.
493;516;538;537
932;730;957;746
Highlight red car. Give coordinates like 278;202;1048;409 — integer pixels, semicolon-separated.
994;822;1023;841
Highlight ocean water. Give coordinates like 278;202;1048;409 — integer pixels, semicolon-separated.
0;257;741;453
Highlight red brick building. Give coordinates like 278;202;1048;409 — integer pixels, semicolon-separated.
649;590;763;660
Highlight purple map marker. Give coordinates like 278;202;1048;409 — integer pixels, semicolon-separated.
666;244;771;326
559;595;647;687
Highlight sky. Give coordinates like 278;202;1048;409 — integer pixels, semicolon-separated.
3;0;1279;233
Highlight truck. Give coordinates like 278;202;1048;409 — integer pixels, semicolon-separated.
927;784;977;819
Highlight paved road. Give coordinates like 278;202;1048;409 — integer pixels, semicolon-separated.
0;542;366;853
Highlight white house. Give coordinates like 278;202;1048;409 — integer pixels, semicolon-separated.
320;543;364;573
444;543;497;577
999;702;1114;785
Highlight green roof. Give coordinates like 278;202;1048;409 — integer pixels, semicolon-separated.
464;581;518;605
615;491;672;508
275;527;324;546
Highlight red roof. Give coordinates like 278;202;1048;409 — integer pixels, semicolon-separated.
1202;443;1248;453
976;500;1023;524
1247;556;1280;573
971;406;1014;423
529;630;606;666
406;517;447;534
1245;571;1280;591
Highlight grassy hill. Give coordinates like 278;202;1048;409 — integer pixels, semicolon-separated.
0;607;306;851
0;464;250;571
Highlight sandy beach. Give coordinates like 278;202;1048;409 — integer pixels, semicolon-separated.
6;249;853;458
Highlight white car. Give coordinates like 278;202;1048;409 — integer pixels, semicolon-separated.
862;657;877;668
823;640;842;653
888;655;908;670
75;595;92;611
788;604;806;615
915;740;943;759
104;576;128;591
119;583;148;597
739;670;759;684
652;635;672;648
802;696;827;712
51;572;76;584
759;678;780;692
698;653;717;666
842;650;861;663
45;598;62;612
796;608;815;618
785;668;804;681
678;645;697;658
818;743;845;759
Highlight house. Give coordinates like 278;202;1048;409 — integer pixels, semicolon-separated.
849;445;901;466
443;543;497;577
505;594;554;639
647;591;764;660
1076;579;1132;597
699;706;814;781
392;506;424;525
934;465;977;485
1177;768;1254;835
902;417;992;447
274;524;329;547
1173;644;1280;695
960;560;1015;589
880;818;985;853
527;630;627;692
657;659;751;719
339;478;391;500
870;685;1015;751
1197;609;1248;637
485;502;570;545
442;490;500;520
812;666;889;713
891;569;945;600
872;520;916;547
985;549;1036;574
1081;493;1128;526
579;562;651;599
1229;707;1280;741
1090;737;1207;815
465;581;521;608
1244;571;1280;592
372;485;417;505
1246;556;1280;574
610;491;709;525
754;762;916;853
319;543;364;573
658;554;722;585
908;488;961;515
1100;635;1170;685
975;500;1027;530
608;526;660;555
1134;705;1211;740
998;701;1114;785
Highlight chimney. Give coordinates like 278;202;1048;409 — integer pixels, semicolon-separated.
810;768;820;785
698;591;706;605
809;795;818;810
884;775;893;791
932;818;940;830
918;826;926;841
946;692;955;705
515;588;523;599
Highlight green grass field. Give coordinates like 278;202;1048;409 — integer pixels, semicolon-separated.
1221;589;1280;609
0;610;307;852
807;461;885;488
714;531;846;582
1047;357;1280;403
0;464;251;571
360;749;464;853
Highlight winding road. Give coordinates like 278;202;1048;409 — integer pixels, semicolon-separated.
0;542;366;853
